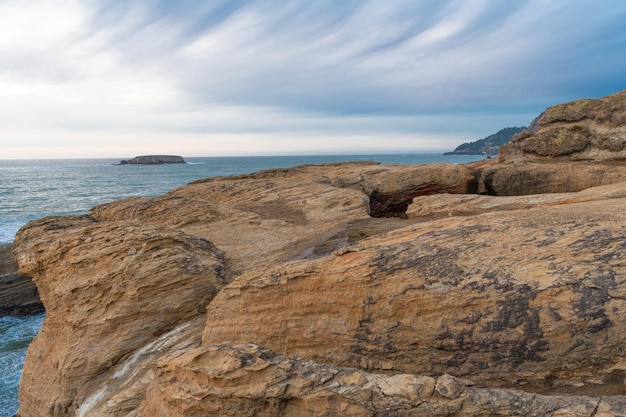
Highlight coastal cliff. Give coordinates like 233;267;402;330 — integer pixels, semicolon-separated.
12;90;626;416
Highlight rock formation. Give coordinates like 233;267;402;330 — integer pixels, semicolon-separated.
0;243;42;316
499;89;626;162
120;155;186;165
138;344;626;417
14;216;231;416
202;184;626;395
12;90;626;416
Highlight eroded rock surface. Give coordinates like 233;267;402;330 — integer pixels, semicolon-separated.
13;161;483;416
12;90;626;417
499;89;626;161
0;243;42;316
14;216;231;416
138;344;626;417
202;186;626;394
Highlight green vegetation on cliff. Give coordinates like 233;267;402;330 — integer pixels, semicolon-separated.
444;127;526;156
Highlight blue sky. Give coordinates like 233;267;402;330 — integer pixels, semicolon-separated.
1;0;626;158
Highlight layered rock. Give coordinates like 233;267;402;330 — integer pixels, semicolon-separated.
499;90;626;162
0;243;42;316
13;161;482;415
464;90;626;196
138;344;626;417
473;158;626;196
13;216;232;416
202;183;626;394
12;90;626;417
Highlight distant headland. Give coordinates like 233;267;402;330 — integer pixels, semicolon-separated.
443;126;526;156
120;155;186;165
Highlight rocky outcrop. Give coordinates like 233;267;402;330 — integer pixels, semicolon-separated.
14;161;484;416
12;91;626;417
406;181;626;219
14;161;626;416
14;216;232;416
201;184;626;394
473;158;626;196
463;90;626;196
0;243;42;316
120;155;185;165
499;90;626;162
138;344;626;417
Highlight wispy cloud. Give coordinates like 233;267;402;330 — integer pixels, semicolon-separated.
1;0;626;158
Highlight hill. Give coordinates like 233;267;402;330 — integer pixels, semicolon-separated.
444;126;526;156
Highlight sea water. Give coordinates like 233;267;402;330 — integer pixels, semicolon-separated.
0;154;481;415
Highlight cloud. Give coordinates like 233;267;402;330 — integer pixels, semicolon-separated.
1;0;626;158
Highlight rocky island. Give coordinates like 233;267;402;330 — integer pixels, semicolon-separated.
120;155;186;165
11;90;626;416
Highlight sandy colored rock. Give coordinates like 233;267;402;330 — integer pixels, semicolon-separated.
499;89;626;162
11;111;626;417
203;183;626;394
13;161;480;416
13;215;231;416
89;161;478;270
474;159;626;196
407;181;626;219
138;343;626;417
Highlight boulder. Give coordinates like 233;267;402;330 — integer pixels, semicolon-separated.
0;243;42;316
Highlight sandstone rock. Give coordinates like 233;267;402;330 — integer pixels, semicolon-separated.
407;181;626;219
14;161;482;416
13;215;232;416
202;183;626;394
89;162;478;271
13;154;626;416
0;243;42;316
474;159;626;196
137;343;626;417
499;90;626;162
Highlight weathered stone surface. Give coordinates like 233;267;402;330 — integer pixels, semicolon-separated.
407;181;626;219
499;89;626;161
137;344;626;417
90;162;477;271
203;184;626;394
13;215;232;416
13;161;482;416
0;243;42;316
13;149;626;416
474;159;626;196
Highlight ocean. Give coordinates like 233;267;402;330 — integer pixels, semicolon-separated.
0;153;481;416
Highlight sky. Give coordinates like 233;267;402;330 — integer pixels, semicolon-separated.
1;0;626;159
